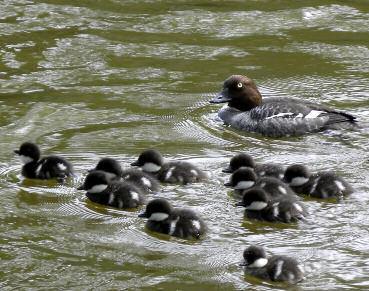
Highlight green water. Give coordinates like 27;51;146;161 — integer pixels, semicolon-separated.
1;0;369;290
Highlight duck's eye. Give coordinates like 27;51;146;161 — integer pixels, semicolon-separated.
237;82;243;88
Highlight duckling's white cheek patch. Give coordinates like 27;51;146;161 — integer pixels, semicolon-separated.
249;258;268;268
87;184;108;193
290;177;309;187
246;201;267;211
142;163;161;173
149;212;169;221
235;181;255;190
141;177;151;188
305;110;324;119
19;155;33;164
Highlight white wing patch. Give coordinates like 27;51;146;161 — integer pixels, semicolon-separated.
35;164;43;176
334;180;345;191
108;193;115;204
169;217;180;235
266;112;294;120
274;260;284;280
293;203;303;213
130;191;139;202
278;186;287;195
190;169;198;176
192;220;201;231
141;177;152;188
305;110;324;119
165;167;175;181
57;163;67;171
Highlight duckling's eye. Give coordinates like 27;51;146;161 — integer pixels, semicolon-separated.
237;82;243;88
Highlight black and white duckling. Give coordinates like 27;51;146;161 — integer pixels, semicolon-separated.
242;245;304;284
131;149;207;185
92;157;160;193
138;198;206;239
14;142;73;181
236;188;306;223
78;170;145;209
283;164;353;199
210;75;356;137
224;167;295;199
223;153;284;179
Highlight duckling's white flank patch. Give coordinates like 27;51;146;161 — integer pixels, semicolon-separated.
259;171;266;176
169;217;180;235
249;258;268;268
334;180;345;191
19;155;33;164
278;186;287;195
108;193;114;204
192;220;201;231
57;163;67;171
130;191;139;202
118;200;124;208
290;177;309;187
190;169;198;176
246;201;268;211
165;167;175;181
305;110;324;119
87;184;108;193
235;181;255;190
149;212;169;221
274;260;284;280
123;174;130;179
260;182;266;188
141;177;152;188
142;163;161;173
266;112;294;120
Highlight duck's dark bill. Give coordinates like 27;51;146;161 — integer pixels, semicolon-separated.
77;185;85;190
224;181;232;187
235;202;245;207
131;160;140;166
138;212;148;218
209;89;231;103
222;167;233;173
14;150;20;154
